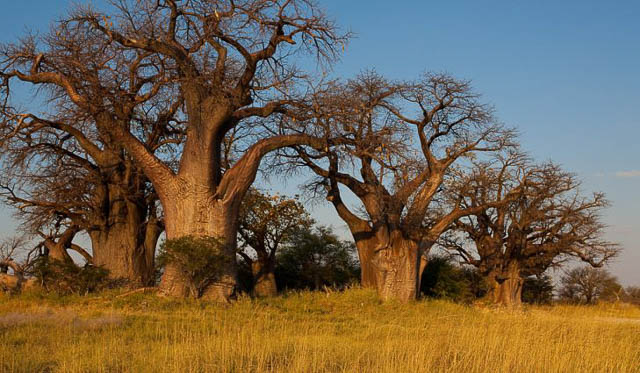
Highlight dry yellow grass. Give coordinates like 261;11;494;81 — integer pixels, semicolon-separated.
1;288;639;373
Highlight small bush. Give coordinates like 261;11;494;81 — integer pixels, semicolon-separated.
275;226;360;291
30;257;110;295
157;236;231;297
421;256;489;303
235;259;255;294
522;275;554;305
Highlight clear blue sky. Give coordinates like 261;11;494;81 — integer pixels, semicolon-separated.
0;1;638;285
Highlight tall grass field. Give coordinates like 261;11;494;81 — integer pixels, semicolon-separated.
1;288;639;372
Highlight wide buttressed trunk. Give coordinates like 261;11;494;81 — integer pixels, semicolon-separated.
89;218;160;287
251;260;277;297
486;262;524;307
356;231;428;302
159;186;239;302
88;170;162;287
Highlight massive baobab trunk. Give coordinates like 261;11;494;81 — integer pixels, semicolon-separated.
125;128;333;301
87;157;163;287
355;231;429;302
46;0;350;301
159;189;241;301
291;73;517;304
486;262;524;307
89;218;161;287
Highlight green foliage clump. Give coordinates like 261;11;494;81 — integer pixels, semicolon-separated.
521;275;554;305
420;256;488;303
275;226;360;291
31;257;110;295
157;236;231;297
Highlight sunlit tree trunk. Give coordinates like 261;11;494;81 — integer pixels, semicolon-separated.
356;230;429;302
0;259;23;293
355;239;380;289
486;262;524;307
89;218;161;287
159;185;240;301
86;160;162;287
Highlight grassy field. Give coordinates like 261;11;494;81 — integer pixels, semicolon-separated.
0;288;639;373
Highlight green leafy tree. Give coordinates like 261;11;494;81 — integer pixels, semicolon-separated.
521;275;554;305
420;256;489;303
238;189;313;297
275;226;359;291
421;256;473;303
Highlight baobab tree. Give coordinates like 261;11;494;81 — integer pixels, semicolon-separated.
0;17;180;286
237;189;312;296
444;159;620;307
285;72;518;301
44;0;351;300
0;135;164;285
0;147;93;267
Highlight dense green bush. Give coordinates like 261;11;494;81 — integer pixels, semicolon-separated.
420;256;488;303
275;226;360;291
157;236;231;297
521;275;554;305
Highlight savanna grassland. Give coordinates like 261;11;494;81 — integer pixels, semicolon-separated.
1;288;639;373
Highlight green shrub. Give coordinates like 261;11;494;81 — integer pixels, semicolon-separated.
421;256;488;303
522;275;554;305
157;236;231;297
275;226;360;291
235;258;255;294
